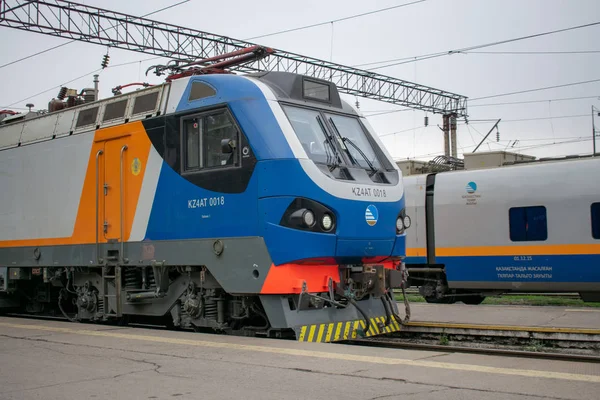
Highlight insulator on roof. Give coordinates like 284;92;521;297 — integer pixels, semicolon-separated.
48;99;65;112
57;87;67;100
82;88;97;103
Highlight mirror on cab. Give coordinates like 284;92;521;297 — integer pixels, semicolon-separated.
221;138;236;154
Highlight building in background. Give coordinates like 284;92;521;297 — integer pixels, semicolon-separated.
397;150;596;176
462;150;536;170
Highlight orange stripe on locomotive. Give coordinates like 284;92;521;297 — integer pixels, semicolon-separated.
0;121;152;248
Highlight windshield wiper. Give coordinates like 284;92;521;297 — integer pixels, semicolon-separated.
344;137;378;174
316;115;341;170
328;117;377;174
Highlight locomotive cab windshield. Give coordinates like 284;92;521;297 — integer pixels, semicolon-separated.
282;105;391;175
250;71;397;183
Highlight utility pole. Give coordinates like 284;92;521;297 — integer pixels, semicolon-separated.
442;114;450;157
441;113;458;157
450;113;457;158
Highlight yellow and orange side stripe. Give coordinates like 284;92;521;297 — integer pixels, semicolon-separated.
407;244;600;258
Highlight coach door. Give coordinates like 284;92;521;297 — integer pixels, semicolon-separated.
104;138;130;241
95;134;131;263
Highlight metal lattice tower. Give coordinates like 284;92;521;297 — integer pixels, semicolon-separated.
0;0;468;117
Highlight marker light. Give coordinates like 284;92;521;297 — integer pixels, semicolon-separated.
403;215;411;229
303;210;315;227
322;213;333;230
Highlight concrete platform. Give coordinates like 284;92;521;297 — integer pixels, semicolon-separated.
404;303;600;330
1;316;599;400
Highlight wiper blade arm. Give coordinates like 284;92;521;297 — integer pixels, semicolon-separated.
344;137;377;173
316;115;340;170
328;117;377;174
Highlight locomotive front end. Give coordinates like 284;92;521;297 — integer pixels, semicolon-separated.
251;71;411;342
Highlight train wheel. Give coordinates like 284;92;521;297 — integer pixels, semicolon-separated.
424;296;456;304
579;292;600;302
461;295;486;305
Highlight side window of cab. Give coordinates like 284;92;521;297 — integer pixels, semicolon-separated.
182;108;240;173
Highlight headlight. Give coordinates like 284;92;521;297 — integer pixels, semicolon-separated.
396;217;403;232
303;210;315;227
403;215;411;229
322;213;333;231
280;198;336;234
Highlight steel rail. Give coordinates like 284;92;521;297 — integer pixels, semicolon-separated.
343;338;600;363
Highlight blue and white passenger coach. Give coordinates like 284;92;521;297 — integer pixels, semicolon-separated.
0;70;411;342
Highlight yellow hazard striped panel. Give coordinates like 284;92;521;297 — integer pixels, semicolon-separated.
296;315;403;343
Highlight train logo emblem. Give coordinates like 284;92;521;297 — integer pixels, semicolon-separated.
465;181;477;194
365;205;378;226
131;158;142;176
462;181;481;205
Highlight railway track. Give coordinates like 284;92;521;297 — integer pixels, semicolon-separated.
398;289;583;299
342;320;600;363
3;312;599;363
344;337;600;363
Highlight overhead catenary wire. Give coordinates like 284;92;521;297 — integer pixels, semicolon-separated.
362;95;600;116
402;137;593;160
243;0;426;40
379;126;422;138
243;8;600;158
0;0;191;71
0;0;469;117
7;1;596;116
355;49;600;68
468;95;600;108
377;113;592;139
466;114;590;123
466;50;600;55
362;108;413;117
0;56;165;109
356;20;600;71
470;78;600;101
0;1;193;108
0;0;428;108
0;41;72;70
497;136;592;142
1;0;425;72
3;68;103;108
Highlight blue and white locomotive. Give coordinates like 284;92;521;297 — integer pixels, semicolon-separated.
0;57;411;342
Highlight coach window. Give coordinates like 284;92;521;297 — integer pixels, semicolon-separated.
592;203;600;239
509;206;548;242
